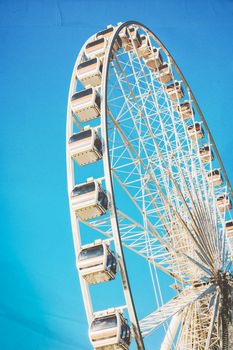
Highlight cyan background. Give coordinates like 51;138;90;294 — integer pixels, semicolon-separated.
0;1;233;349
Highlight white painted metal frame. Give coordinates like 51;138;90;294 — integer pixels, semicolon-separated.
66;21;233;350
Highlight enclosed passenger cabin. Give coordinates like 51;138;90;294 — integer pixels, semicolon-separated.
165;81;184;101
137;35;151;58
78;241;117;284
187;122;204;141
71;87;100;122
89;310;131;350
155;63;172;83
71;179;108;220
85;38;108;60
174;100;194;120
119;26;141;52
77;58;103;88
96;26;115;39
226;220;233;237
68;128;102;166
144;47;163;70
96;26;122;51
199;145;214;163
216;194;232;212
207;169;223;187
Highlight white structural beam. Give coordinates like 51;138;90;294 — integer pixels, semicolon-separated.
160;313;181;350
139;284;216;337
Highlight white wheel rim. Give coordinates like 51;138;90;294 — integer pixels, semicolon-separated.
66;21;233;350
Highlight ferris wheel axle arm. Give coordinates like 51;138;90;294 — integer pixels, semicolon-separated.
184;253;212;276
139;283;216;337
204;292;220;350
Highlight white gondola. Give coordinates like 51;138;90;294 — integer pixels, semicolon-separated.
216;194;232;212
68;127;102;166
199;145;214;163
77;58;103;88
144;47;163;70
77;241;118;284
187;122;204;141
226;220;233;237
174;100;194;120
155;62;172;83
165;81;184;101
71;178;108;220
71;87;100;122
85;38;108;60
137;35;151;58
119;26;141;52
96;26;122;51
89;309;131;350
207;169;223;187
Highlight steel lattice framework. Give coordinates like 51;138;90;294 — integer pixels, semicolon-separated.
66;21;233;350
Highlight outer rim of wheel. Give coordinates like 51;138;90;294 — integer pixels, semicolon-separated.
66;20;233;350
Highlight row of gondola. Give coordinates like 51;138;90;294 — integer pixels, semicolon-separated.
69;25;135;350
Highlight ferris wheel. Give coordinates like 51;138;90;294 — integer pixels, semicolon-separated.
66;21;233;350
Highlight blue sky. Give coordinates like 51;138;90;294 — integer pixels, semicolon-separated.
0;1;233;349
